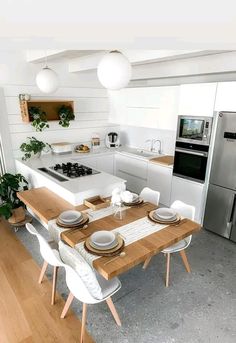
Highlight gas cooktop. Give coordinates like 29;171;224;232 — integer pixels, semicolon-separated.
50;162;100;178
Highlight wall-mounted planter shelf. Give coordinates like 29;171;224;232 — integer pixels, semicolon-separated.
19;100;74;123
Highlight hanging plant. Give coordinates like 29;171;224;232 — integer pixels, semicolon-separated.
20;137;51;161
58;104;75;128
29;106;49;132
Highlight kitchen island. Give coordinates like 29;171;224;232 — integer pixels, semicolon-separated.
15;153;126;206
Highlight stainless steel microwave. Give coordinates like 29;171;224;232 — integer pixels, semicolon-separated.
176;116;213;146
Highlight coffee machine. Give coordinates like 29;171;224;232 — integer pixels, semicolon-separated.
105;132;120;148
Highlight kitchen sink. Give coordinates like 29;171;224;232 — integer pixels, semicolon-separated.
135;150;160;157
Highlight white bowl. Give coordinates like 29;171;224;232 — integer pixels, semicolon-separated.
154;208;177;220
59;210;82;223
90;230;116;247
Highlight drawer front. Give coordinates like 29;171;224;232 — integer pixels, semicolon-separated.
115;154;147;180
116;170;147;194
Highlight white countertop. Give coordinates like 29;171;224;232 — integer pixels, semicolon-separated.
16;153;125;195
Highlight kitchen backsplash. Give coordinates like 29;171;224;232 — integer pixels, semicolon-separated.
120;125;176;155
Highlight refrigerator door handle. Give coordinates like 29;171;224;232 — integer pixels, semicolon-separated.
227;193;236;227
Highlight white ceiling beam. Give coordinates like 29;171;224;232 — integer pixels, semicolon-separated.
26;50;67;63
69;52;106;72
68;50;218;73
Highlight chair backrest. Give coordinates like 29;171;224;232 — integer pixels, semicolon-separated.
171;200;195;220
59;241;103;304
26;223;62;267
140;187;160;205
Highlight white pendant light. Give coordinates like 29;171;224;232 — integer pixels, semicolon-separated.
97;51;131;90
36;66;59;94
36;52;59;94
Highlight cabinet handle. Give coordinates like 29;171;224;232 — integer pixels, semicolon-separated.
175;148;208;157
117;169;147;181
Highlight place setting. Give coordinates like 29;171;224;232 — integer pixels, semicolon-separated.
84;230;125;257
147;207;183;225
56;210;89;230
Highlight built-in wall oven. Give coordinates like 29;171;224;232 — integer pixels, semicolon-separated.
173;116;213;183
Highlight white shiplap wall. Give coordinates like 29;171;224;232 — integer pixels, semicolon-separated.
3;85;119;158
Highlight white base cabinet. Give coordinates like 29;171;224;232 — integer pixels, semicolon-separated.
78;154;114;175
147;163;172;206
170;176;204;223
115;154;148;194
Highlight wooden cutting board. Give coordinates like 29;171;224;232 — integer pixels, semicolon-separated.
150;155;174;166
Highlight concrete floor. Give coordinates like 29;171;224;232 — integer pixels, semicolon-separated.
16;220;236;343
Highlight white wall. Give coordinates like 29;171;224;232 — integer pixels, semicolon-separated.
0;51;119;171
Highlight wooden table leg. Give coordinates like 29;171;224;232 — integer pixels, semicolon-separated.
142;256;152;270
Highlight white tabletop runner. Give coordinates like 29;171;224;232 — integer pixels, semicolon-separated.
48;205;127;243
48;205;172;267
74;217;169;266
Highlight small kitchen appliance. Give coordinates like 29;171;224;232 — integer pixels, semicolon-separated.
106;132;120;148
176;116;212;146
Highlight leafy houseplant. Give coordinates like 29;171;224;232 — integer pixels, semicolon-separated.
0;173;28;221
29;106;49;132
58;104;75;128
20;137;51;161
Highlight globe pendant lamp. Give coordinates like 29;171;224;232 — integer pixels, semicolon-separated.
36;66;59;94
97;51;132;90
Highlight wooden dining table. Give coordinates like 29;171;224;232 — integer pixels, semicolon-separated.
18;187;201;280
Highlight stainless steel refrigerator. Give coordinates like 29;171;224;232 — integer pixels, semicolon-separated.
204;111;236;242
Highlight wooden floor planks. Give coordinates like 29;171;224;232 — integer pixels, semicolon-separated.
0;218;94;343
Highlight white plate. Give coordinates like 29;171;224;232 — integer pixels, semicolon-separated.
59;210;82;223
154;208;177;220
89;238;118;251
57;216;84;225
90;230;116;247
153;212;177;221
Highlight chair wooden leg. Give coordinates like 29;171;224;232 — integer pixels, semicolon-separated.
106;297;121;326
60;292;74;319
179;250;191;273
80;303;87;343
51;266;59;305
165;253;171;287
38;260;48;284
142;256;152;270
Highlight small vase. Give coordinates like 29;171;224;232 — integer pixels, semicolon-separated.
31;152;41;159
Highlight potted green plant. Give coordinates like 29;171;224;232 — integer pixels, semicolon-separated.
20;137;51;161
29;105;49;132
0;173;28;223
58;104;75;127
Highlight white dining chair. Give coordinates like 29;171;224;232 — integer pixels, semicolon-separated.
161;200;195;287
140;187;160;205
59;241;122;343
26;223;63;305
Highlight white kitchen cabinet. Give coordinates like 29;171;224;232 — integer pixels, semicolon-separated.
178;83;217;117
79;157;97;169
170;176;204;223
115;153;148;193
96;154;114;174
108;86;179;130
77;154;114;174
147;163;173;206
215;82;236;111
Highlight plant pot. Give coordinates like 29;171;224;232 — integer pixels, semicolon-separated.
8;207;26;224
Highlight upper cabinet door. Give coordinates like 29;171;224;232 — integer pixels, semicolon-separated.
178;83;217;117
215;82;236;112
108;86;179;130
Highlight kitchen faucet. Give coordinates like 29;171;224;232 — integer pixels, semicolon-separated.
145;139;162;154
153;139;162;154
